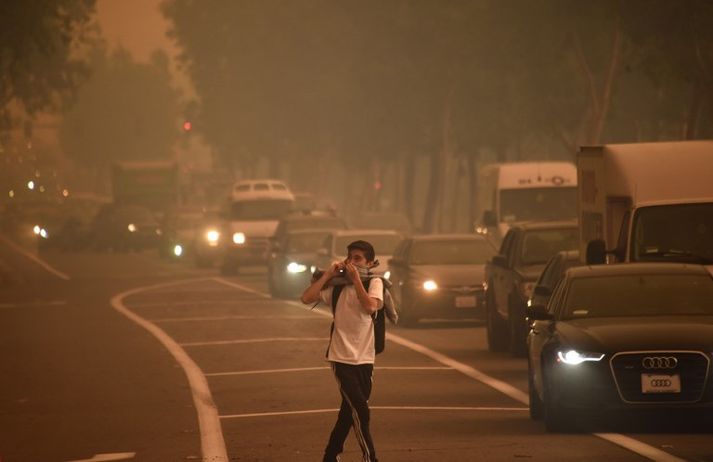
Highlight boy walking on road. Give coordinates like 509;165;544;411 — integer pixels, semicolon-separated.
301;240;383;462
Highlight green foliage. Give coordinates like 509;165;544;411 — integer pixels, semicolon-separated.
59;48;180;167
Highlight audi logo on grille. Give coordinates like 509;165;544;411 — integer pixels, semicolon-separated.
650;379;672;387
642;356;678;369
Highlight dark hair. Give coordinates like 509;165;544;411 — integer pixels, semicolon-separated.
347;240;375;262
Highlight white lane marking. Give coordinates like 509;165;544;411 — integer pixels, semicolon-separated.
111;278;227;462
180;337;329;347
130;299;279;308
0;300;67;308
213;277;687;462
150;315;319;323
0;234;70;280
220;406;528;420
67;452;136;462
594;434;686;462
205;365;453;377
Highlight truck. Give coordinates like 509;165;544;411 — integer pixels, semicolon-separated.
484;221;579;356
220;179;295;274
111;161;179;213
478;162;577;243
578;141;713;265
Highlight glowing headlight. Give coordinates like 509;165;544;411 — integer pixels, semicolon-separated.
287;262;308;273
173;244;183;257
127;223;137;233
422;280;438;291
556;349;605;366
384;270;391;280
232;232;246;244
33;225;41;235
39;228;48;239
206;229;220;243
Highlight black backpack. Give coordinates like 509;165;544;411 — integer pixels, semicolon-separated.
330;278;386;355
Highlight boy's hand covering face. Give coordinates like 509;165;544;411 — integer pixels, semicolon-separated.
344;262;360;283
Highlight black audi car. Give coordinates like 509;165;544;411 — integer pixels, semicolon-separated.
527;263;713;431
387;234;497;325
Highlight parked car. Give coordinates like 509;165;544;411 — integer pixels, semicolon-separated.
527;263;713;432
485;221;578;356
315;229;405;276
267;228;333;298
91;204;161;252
387;234;497;326
528;250;581;309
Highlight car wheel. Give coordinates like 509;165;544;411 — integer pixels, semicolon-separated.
528;363;543;421
544;378;572;432
508;295;527;357
486;287;508;352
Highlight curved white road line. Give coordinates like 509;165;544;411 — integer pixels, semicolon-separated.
213;277;687;462
0;234;70;280
110;278;227;462
220;406;528;420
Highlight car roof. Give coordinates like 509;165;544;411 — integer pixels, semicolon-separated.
286;228;334;236
513;220;578;231
566;263;712;279
410;233;490;241
332;229;403;237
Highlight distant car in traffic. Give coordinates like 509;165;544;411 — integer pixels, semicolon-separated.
192;210;224;267
91;204;161;252
267;228;333;298
528;250;581;309
485;221;578;356
387;234;497;326
159;208;205;259
527;263;713;432
315;229;405;277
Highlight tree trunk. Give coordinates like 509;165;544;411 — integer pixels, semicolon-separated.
467;154;479;232
423;91;453;234
404;153;416;228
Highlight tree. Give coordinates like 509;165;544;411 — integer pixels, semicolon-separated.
59;48;180;170
0;0;96;131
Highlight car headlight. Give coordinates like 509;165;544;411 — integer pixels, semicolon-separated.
383;270;391;280
127;223;137;233
520;281;536;298
232;232;246;244
206;229;220;243
39;228;48;239
556;349;605;366
287;262;308;273
422;280;438;291
33;225;41;235
173;244;184;257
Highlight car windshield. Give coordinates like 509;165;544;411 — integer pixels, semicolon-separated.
633;203;713;264
286;232;331;253
562;274;713;319
521;228;578;265
409;239;495;265
286;217;346;232
334;234;403;258
230;199;293;221
499;187;576;223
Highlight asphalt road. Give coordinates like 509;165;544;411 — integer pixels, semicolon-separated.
1;235;712;462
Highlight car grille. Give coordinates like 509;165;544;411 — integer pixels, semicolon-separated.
610;351;710;403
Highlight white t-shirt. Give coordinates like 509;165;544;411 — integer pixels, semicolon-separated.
320;278;384;365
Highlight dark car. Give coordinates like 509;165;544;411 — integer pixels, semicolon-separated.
387;234;497;325
527;263;713;432
315;229;405;277
528;250;581;308
91;204;161;251
272;211;347;245
267;228;332;298
159;208;205;259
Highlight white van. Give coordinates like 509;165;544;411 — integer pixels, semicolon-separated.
478;162;577;241
221;179;295;274
578;141;713;264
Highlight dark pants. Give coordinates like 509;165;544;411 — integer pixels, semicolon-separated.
324;362;377;462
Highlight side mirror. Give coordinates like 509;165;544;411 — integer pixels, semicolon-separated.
527;304;553;321
491;254;508;268
482;210;497;227
586;239;607;265
533;285;552;297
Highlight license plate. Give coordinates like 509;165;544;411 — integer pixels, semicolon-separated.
455;295;477;308
641;373;681;394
